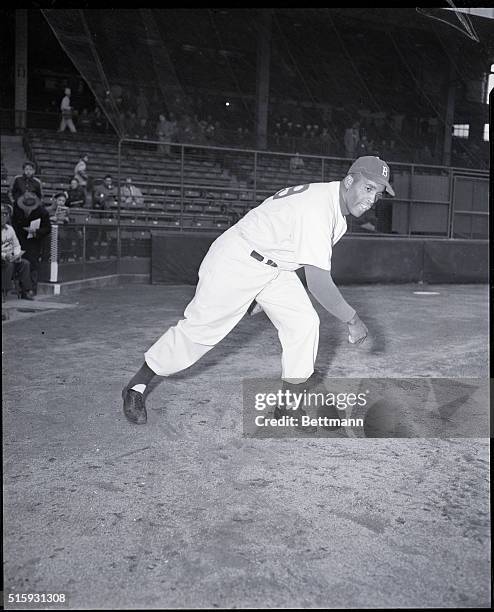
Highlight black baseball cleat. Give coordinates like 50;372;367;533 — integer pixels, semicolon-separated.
122;388;147;424
273;405;317;433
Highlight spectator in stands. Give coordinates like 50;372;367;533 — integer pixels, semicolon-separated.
178;114;196;144
121;177;144;208
11;191;51;294
93;175;117;210
1;203;35;300
78;108;93;132
220;204;239;226
136;88;149;124
74;153;91;207
92;106;106;133
356;135;370;157
125;111;138;138
344;122;360;160
290;152;305;173
135;117;150;140
9;161;43;205
156;114;175;156
203;115;215;142
58;87;77;133
47;191;70;225
418;144;434;165
320;127;334;154
66;177;86;208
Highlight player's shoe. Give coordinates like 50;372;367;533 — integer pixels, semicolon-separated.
122;388;147;424
273;405;317;433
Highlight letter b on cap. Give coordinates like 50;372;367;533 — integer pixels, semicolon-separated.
382;165;388;178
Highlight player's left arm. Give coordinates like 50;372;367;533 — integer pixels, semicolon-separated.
304;265;368;344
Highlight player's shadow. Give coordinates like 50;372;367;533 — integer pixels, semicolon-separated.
364;314;387;355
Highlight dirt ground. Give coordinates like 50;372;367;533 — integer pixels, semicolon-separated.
2;283;490;609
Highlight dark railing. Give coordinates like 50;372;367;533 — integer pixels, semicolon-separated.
2;124;488;248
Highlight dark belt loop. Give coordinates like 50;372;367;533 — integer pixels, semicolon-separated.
250;250;278;268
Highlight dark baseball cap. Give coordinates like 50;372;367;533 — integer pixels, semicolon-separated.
348;156;395;196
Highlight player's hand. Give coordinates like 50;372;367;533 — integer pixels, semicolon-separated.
347;313;368;345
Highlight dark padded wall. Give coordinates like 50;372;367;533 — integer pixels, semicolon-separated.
331;238;424;284
150;233;488;285
151;232;217;285
423;240;488;283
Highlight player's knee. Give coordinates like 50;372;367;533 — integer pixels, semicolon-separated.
300;309;319;336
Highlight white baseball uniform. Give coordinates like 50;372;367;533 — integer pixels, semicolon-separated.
145;181;349;383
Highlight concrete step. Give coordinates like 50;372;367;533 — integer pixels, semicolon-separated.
37;273;149;295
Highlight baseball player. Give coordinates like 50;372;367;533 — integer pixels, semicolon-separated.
122;156;395;427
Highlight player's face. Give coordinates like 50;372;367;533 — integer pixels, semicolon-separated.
24;165;35;178
345;175;385;218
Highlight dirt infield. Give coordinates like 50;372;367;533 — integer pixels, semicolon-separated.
2;283;490;609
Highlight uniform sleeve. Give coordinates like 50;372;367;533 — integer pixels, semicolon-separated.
304;265;356;323
293;204;333;270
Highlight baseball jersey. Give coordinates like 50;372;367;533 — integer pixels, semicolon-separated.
236;181;347;271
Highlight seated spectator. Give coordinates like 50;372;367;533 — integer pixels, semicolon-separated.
66;178;86;208
47;192;70;224
135;118;150;140
418;144;434;164
220;204;239;226
74;153;89;187
74;153;90;206
204;115;216;141
356;135;370;157
156;114;175;156
344;122;360;159
78;108;93;132
1;203;35;300
92;106;106;133
125;111;138;138
290;152;305;172
92;175;117;210
121;177;144;208
9;161;43;205
11;191;51;294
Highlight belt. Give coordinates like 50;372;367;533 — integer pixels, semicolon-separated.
250;250;278;267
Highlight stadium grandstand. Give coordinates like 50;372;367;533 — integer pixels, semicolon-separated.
2;9;491;611
0;7;491;286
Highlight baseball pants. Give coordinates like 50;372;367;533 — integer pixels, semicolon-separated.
145;226;319;383
58;117;77;133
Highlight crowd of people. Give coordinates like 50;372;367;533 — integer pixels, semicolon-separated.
0;156;150;305
2;161;51;304
51;83;488;169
